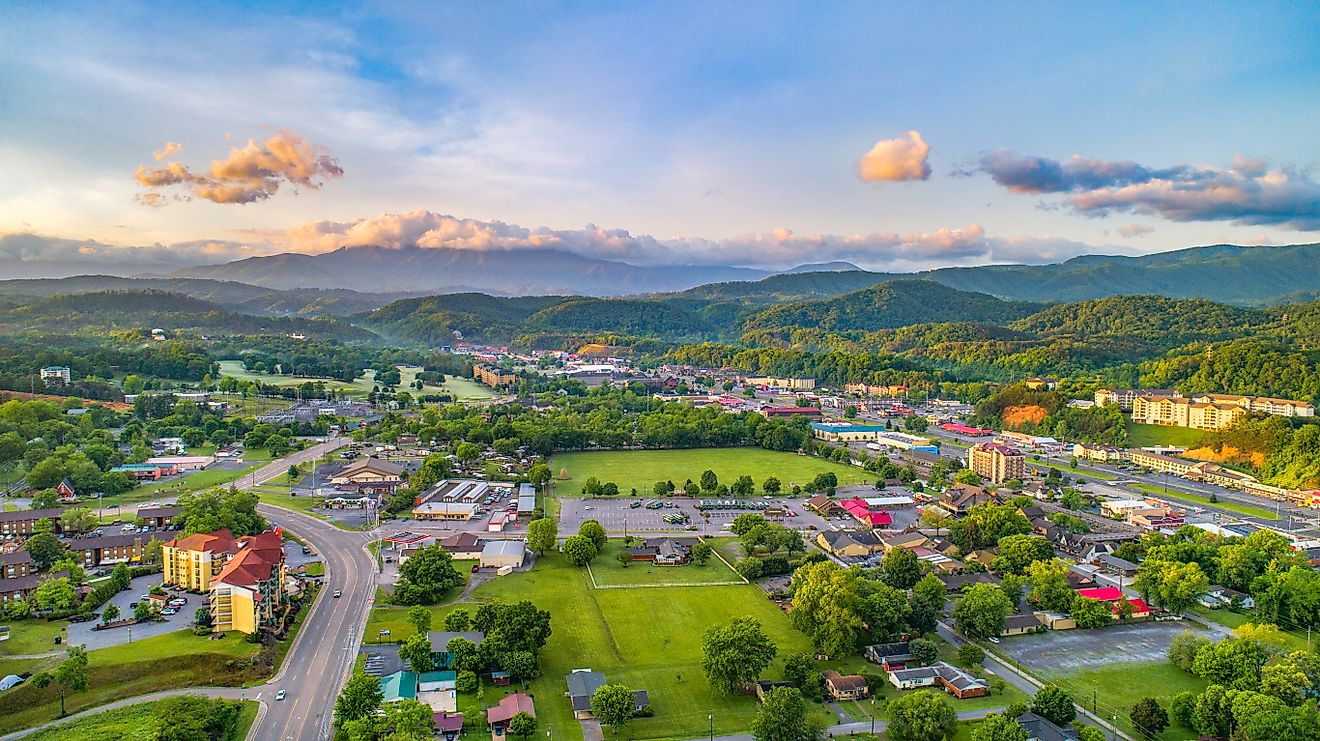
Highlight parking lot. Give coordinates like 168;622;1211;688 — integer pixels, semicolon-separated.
558;495;920;535
996;620;1225;674
67;574;194;650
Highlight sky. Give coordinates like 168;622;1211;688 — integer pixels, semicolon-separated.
1;1;1318;273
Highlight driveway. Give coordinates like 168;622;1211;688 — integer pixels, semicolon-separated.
67;574;195;650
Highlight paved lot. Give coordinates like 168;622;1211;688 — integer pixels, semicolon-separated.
997;620;1222;673
67;574;194;650
558;495;920;535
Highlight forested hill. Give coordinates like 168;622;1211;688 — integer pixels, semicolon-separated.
1008;296;1268;344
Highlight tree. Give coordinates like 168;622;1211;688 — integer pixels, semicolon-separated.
954;583;1013;639
30;488;60;510
790;561;864;657
287;464;301;483
1070;596;1113;629
881;547;922;589
991;535;1055;575
382;699;433;739
970;713;1030;741
762;476;782;494
32;646;88;716
455;670;478;692
731;475;756;497
958;643;985;668
1030;684;1076;726
954;469;982;486
101;603;120;624
1025;558;1075;612
455;442;481;463
887;689;958;741
26;531;67;570
507;711;537;737
443;609;471;632
33;576;76;610
1191;636;1269;689
700;469;719;492
910;638;939;665
579;520;607;549
750;686;825;741
58;508;98;536
1168;630;1212;672
591;683;637;735
859;582;911;639
652;480;670;498
701;617;778;693
527;518;557;556
406;605;432;637
176;487;265;537
1131;697;1170;739
562;535;598;566
731;513;768;535
527;463;551;489
393;545;463;605
616;550;632;568
691;540;712;565
446;636;480;673
504;650;537;683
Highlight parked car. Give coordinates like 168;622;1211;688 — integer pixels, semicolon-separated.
161;607;178;616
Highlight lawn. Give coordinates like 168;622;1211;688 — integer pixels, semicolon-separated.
1189;606;1312;652
0;620;67;656
550;447;873;499
1130;483;1280;520
0;629;265;734
589;540;744;587
1041;661;1206;741
1026;458;1116;481
1126;421;1208;450
215;361;494;402
21;696;259;741
303;561;325;577
446;551;816;740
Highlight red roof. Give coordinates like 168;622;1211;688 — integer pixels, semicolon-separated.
1122;598;1151;614
433;712;464;731
841;499;893;527
1076;587;1123;601
213;530;285;589
764;406;820;414
167;529;238;555
941;423;991;435
487;692;535;723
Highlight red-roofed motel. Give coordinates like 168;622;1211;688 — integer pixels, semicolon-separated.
163;529;288;634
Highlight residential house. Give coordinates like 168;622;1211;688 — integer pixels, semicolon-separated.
626;537;694;565
816;530;882;559
565;670;649;720
428;631;486;668
864;642;916;671
1002;612;1043;636
1017;711;1079;740
967;443;1025;484
0;508;65;536
754;680;797;702
881;531;931;554
55;479;77;503
433;711;464;741
821;670;869;701
1;551;32;580
1092;553;1138;578
487;693;535;739
887;662;988;699
1199;585;1255;610
938;572;1001;593
935;483;995;516
964;549;998;568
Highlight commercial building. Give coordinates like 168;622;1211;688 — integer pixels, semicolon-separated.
473;365;517;388
143;455;214;472
844;382;908;397
1131;392;1314;431
810;422;888;442
412;502;478;521
759;406;823;419
746;376;815;390
66;529;176;568
330;458;405;485
966;442;1024;484
1095;388;1180;411
480;540;526;569
40;366;71;384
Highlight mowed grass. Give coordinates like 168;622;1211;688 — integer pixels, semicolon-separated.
1126;421;1208;450
1026;458;1116;481
1042;661;1206;741
467;552;816;740
590;540;743;587
0;620;67;656
21;696;259;741
550;447;872;499
0;629;264;734
1130;483;1280;520
215;361;494;402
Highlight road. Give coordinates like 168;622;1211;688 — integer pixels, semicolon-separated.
3;438;380;741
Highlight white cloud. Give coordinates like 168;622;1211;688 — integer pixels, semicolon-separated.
858;131;932;182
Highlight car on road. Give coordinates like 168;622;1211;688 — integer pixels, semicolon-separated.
333;589;342;598
275;689;286;701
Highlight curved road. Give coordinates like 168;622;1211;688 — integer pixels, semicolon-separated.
3;439;380;741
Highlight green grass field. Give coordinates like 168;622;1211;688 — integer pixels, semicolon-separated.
1042;661;1205;740
0;620;66;657
1126;421;1208;449
1027;459;1116;481
215;361;494;402
1130;483;1280;520
589;540;743;587
550;447;873;498
21;697;259;741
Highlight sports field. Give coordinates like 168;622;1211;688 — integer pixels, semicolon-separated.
215;361;494;402
550;447;872;498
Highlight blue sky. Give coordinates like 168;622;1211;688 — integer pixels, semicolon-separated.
1;1;1317;271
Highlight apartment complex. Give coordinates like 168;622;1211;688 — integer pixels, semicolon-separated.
966;442;1025;484
1094;388;1181;411
844;382;908;397
39;366;71;384
746;376;815;390
473;365;517;388
1131;392;1313;431
163;529;288;633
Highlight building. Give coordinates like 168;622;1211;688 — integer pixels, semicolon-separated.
0;508;65;536
747;376;815;390
66;529;176;568
1074;587;1151;619
934;483;995;516
887;662;988;699
759;406;823;420
517;483;537;514
109;462;179;480
867;431;938;451
810;422;888;442
209;530;287;634
0;570;67;604
1131;395;1246;430
1017;711;1079;741
845;382;908;396
821;670;869;700
487;693;535;739
840;499;893;527
136;505;182;528
816;529;882;558
39;366;71;384
163;530;240;592
1001;612;1043;636
1194;393;1315;418
1126;449;1196;476
437;532;485;560
967;443;1024;484
428;631;486;667
473;365;518;388
1071;443;1129;464
625;537;694;565
1;551;32;580
1095;388;1180;411
330;458;405;486
864;642;916;671
564;670;646;720
412;502;478;521
480;540;526;569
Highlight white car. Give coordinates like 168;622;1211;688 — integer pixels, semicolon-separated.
275;689;286;701
161;607;178;616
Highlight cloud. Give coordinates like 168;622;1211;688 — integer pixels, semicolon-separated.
134;129;344;205
858;131;931;182
1118;224;1153;238
0;232;262;272
967;149;1320;230
152;141;182;161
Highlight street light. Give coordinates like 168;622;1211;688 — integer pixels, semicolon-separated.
870;698;876;734
708;713;713;741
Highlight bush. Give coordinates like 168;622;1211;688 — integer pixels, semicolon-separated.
634;703;654;718
455;670;478;693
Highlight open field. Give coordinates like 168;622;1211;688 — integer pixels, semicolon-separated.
0;629;265;734
550;447;873;499
0;620;66;657
1042;661;1205;740
1130;483;1280;520
588;540;743;587
370;551;824;740
21;696;259;741
1126;421;1208;449
1027;458;1116;481
216;361;494;402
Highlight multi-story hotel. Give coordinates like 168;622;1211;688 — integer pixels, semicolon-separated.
472;364;517;388
1131;392;1314;430
966;442;1025;484
163;529;288;634
746;376;815;391
1094;388;1181;411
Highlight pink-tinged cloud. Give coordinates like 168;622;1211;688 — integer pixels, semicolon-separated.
968;149;1320;230
152;141;182;161
134;130;343;205
1118;224;1153;238
858;131;932;182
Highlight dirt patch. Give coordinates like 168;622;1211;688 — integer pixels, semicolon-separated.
1185;445;1266;468
1003;405;1048;426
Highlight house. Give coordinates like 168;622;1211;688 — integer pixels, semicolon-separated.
433;711;464;741
55;479;77;503
565;670;606;719
964;549;998;568
480;540;526;570
1002;612;1043;636
1;551;33;580
0;508;65;536
428;631;486;667
816;529;882;558
487;692;535;739
1017;711;1079;740
1065;569;1097;590
938;572;1000;593
136;505;182;528
626;537;694;565
840;499;893;527
754;680;797;702
887;662;988;699
1092;553;1138;578
881;531;930;553
438;532;485;559
864;642;916;671
380;670;418;703
330;458;405;485
1074;587;1151;619
821;670;869;701
935;483;995;516
967;443;1025;484
1199;585;1255;610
